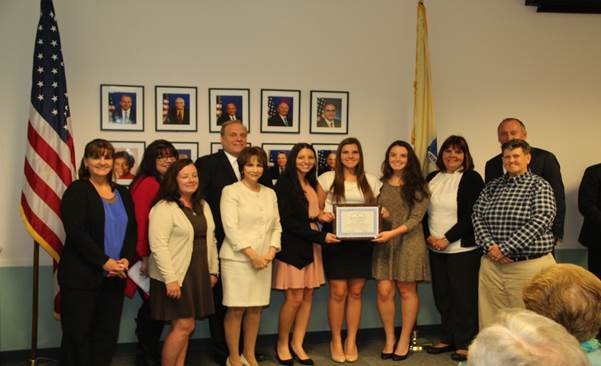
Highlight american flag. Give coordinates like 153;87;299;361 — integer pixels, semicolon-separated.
20;0;76;315
162;94;169;122
316;98;327;121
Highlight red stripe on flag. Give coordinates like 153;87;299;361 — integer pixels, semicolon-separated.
27;123;73;186
66;133;76;173
24;159;62;217
20;193;63;257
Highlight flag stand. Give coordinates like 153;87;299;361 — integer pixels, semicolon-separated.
28;241;55;366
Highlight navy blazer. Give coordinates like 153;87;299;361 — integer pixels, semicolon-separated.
578;163;601;248
274;175;327;269
485;147;565;239
58;180;137;289
423;169;484;247
195;150;272;248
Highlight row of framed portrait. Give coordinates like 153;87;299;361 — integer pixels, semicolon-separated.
110;140;339;186
101;85;349;135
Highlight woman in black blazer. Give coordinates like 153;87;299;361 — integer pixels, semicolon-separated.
59;139;136;366
422;136;484;362
272;143;339;365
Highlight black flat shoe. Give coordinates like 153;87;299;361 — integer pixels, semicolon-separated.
290;347;314;366
274;345;294;366
450;351;468;361
425;344;454;354
381;351;393;360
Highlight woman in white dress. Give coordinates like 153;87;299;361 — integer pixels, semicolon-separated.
220;146;282;366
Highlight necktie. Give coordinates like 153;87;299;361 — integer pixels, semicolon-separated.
283;117;288;126
230;115;235;121
178;111;183;121
124;111;129;122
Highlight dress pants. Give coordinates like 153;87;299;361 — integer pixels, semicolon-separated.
135;289;164;366
429;249;481;349
588;246;600;280
478;253;555;329
60;277;126;366
209;279;229;365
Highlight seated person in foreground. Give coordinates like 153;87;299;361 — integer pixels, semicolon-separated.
523;263;601;365
467;309;589;366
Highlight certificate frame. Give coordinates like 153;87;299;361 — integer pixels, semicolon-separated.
333;204;381;241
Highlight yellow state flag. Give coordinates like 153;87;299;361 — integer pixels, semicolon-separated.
411;0;437;175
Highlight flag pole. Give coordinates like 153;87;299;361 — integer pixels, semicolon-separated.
30;241;40;366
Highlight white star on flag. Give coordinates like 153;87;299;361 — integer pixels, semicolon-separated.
37;81;44;87
38;39;43;45
52;96;58;102
37;95;44;101
51;40;57;47
51;109;58;115
51;25;56;32
51;69;58;74
37;53;43;59
51;54;58;60
52;82;58;87
37;67;44;73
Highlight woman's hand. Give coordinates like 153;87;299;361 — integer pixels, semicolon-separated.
166;281;181;299
429;237;449;251
318;211;335;223
380;206;391;219
103;258;127;278
140;256;149;277
264;247;277;262
324;233;340;244
250;255;269;269
372;230;396;243
210;274;219;288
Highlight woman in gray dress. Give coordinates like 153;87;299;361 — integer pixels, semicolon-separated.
372;140;430;361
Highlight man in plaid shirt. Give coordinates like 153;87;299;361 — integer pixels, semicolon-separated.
472;139;557;329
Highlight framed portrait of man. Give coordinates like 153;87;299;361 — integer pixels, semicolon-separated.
310;90;349;135
261;143;294;183
261;89;301;134
313;143;339;176
101;84;144;131
155;86;197;132
208;88;250;133
109;141;146;185
172;142;199;161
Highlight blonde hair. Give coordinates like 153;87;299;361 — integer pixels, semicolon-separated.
523;263;601;341
468;309;588;366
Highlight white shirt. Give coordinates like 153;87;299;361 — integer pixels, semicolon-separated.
318;171;382;212
224;150;241;181
427;171;476;254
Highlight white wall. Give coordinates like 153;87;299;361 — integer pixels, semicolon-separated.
1;0;600;266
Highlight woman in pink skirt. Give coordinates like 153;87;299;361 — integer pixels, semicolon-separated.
272;143;340;365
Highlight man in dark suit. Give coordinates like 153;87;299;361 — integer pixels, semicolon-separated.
195;120;271;365
317;102;341;128
484;117;566;241
164;97;190;124
268;151;287;181
217;102;240;125
112;94;136;124
578;163;601;279
268;101;292;127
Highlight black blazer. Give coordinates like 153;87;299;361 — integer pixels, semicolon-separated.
217;114;240;125
268;114;291;127
485;147;565;239
196;150;272;247
423;169;484;247
274;176;327;269
164;108;190;124
578;163;601;248
58;180;136;289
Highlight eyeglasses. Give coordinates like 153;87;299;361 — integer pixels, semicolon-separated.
156;155;177;163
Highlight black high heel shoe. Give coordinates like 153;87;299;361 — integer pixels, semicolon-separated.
381;351;393;360
290;345;314;366
392;343;411;361
275;344;294;366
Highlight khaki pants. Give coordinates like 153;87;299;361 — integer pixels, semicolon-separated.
478;253;555;329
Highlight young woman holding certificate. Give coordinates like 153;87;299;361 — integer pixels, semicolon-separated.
372;140;430;361
317;137;381;363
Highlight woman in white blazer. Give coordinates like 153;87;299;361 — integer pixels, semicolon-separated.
220;147;282;366
148;159;219;366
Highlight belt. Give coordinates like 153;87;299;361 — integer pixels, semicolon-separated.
511;253;548;262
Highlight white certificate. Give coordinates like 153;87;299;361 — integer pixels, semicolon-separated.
334;204;380;240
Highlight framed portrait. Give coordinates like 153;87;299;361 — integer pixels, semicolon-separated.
101;84;144;131
208;88;250;133
210;141;251;155
109;141;146;186
313;143;339;175
155;86;197;132
261;143;294;182
172;142;199;161
260;89;301;134
309;90;349;134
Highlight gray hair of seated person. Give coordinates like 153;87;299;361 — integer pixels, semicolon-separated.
467;309;589;366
